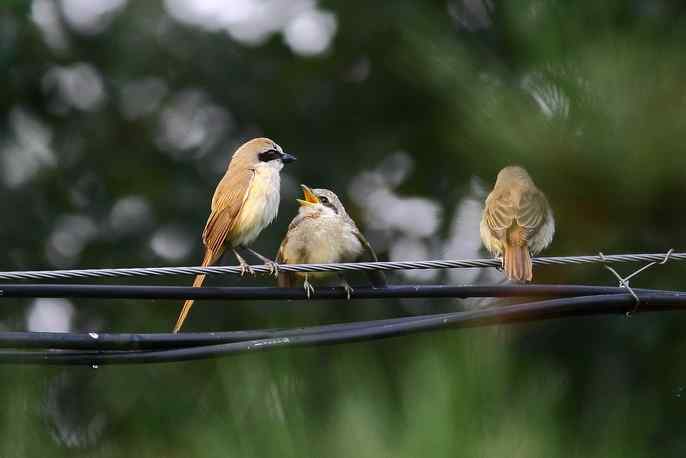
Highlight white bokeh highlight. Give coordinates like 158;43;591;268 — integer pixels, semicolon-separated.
31;0;70;50
349;152;443;281
46;215;99;266
156;89;232;158
109;195;154;236
60;0;127;34
164;0;337;56
150;225;194;261
0;107;56;188
43;63;107;112
283;8;337;56
27;299;75;332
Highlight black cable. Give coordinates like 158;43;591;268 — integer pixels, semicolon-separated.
0;284;680;351
0;285;680;351
2;292;686;365
0;283;676;301
0;315;421;350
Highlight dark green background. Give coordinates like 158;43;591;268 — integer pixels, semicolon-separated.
1;0;686;456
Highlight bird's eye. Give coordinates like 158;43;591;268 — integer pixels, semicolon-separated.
258;149;280;162
319;196;329;204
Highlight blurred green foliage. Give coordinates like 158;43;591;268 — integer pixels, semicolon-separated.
1;0;686;456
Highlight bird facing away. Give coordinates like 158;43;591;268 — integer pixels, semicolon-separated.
173;137;296;333
480;165;554;283
276;185;386;298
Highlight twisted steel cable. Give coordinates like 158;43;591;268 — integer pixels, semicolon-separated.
0;252;681;281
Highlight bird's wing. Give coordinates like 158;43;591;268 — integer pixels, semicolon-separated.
484;191;516;237
275;233;289;264
275;231;298;288
515;190;548;240
353;229;387;288
202;167;255;258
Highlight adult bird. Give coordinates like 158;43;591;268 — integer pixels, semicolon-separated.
480;165;554;283
276;185;386;298
173;138;296;332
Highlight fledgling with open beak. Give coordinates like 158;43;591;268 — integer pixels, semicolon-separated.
276;185;386;298
480;165;554;283
173;137;296;333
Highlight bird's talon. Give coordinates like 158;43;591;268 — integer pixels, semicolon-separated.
267;261;280;277
239;262;255;276
303;280;315;299
343;284;354;300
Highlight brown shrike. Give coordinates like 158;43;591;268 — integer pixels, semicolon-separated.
276;185;386;298
173;137;295;333
480;165;554;283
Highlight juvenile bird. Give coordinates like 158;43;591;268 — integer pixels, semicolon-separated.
480;165;554;283
276;185;386;298
174;137;296;333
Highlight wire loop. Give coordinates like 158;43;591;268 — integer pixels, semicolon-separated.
599;249;674;317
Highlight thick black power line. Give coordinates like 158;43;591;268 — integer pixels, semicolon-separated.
0;283;676;301
2;292;685;365
0;284;676;352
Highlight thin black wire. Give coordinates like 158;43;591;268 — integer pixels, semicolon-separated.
0;283;675;301
0;251;681;280
2;292;686;365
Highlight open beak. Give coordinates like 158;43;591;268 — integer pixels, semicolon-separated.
281;152;297;163
297;184;320;207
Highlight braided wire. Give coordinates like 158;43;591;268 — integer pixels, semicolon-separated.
0;252;681;281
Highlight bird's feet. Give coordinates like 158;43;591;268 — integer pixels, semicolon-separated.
303;279;315;299
241;247;278;277
342;283;354;300
495;256;504;272
238;259;255;276
265;260;280;277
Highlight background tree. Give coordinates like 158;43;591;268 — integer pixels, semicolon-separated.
1;0;685;456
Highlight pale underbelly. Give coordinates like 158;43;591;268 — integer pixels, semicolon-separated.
230;169;280;247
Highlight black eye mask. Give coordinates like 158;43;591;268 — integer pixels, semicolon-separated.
318;196;338;214
258;149;282;162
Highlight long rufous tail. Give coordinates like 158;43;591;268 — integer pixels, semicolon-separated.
277;271;296;288
503;243;532;283
173;250;213;333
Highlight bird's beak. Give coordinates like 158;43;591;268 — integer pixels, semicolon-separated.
281;152;297;163
297;184;320;207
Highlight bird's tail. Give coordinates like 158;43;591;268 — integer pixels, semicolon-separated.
277;271;296;288
503;243;532;283
173;250;213;333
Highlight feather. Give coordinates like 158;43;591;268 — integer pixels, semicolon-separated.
354;230;387;288
275;235;297;288
173;249;214;333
